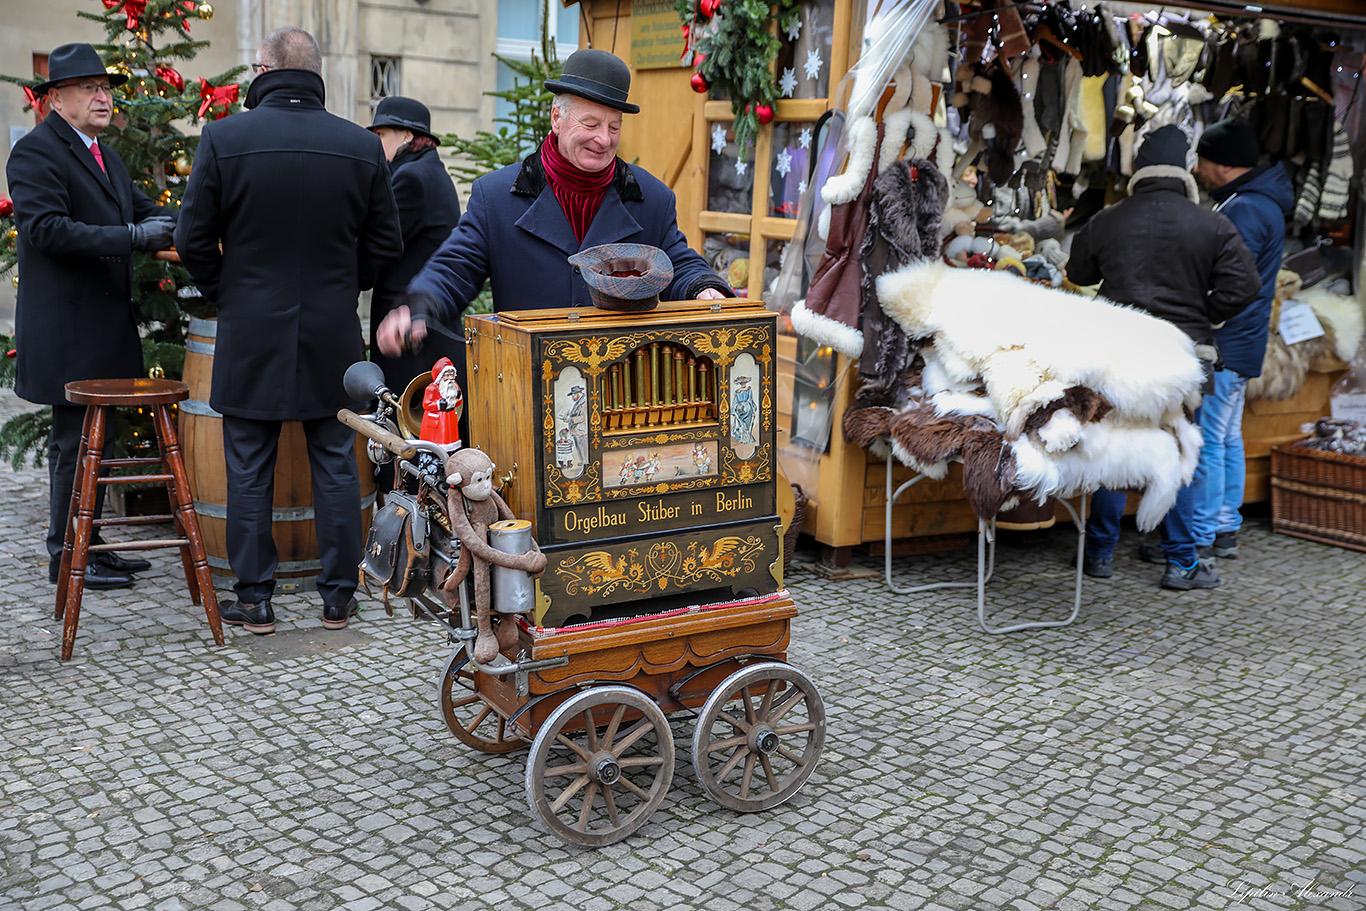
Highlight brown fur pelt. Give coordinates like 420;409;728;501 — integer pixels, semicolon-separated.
1022;385;1114;436
843;405;896;448
888;403;997;468
960;434;1019;521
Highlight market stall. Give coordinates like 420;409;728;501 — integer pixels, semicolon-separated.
575;0;1366;566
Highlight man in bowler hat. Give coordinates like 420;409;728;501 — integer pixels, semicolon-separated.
176;27;402;634
375;48;732;362
6;43;178;590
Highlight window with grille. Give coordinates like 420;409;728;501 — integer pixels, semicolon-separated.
370;56;401;105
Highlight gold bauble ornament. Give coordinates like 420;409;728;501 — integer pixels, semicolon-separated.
149;364;165;380
11;275;18;288
198;2;214;20
109;63;132;78
174;155;192;176
5;228;15;241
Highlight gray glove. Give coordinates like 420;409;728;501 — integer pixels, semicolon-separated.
129;216;176;252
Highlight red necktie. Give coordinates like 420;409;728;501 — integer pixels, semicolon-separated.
90;142;106;173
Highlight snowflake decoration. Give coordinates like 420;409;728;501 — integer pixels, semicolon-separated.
775;147;793;179
736;158;748;178
803;49;823;83
798;178;808;196
779;68;797;98
798;127;812;149
784;14;802;43
711;123;728;155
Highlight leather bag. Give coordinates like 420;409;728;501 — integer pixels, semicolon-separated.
359;491;432;607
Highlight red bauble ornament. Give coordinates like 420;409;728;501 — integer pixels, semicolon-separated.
0;195;12;218
155;65;184;92
690;72;709;93
693;52;706;68
755;103;775;124
699;0;721;17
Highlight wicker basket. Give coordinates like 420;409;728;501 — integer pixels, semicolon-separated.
1270;444;1366;552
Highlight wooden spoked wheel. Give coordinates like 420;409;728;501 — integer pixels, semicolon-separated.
437;650;525;754
524;686;675;847
692;662;825;812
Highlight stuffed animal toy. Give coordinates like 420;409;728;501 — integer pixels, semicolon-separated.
941;177;992;240
441;449;547;663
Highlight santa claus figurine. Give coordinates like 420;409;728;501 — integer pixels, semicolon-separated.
420;358;463;447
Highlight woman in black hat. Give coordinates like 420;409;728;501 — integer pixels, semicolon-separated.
366;95;465;439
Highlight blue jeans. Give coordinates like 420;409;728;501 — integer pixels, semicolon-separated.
1086;403;1203;566
1191;369;1249;545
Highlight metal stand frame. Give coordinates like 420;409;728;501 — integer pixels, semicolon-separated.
884;455;1089;634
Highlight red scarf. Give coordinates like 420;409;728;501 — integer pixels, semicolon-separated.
540;132;615;244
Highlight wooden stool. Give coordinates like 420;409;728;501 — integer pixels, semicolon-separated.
56;378;224;661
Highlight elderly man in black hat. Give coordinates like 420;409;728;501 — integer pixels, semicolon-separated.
6;42;178;591
365;96;465;441
375;48;732;361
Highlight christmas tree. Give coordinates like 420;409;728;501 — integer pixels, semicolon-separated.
438;12;562;315
0;0;244;468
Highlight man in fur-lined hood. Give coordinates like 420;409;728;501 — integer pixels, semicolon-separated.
1066;125;1261;591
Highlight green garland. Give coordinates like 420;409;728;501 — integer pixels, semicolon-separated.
675;0;810;154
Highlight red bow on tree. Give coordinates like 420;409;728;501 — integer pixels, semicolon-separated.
112;0;148;30
174;0;197;32
197;78;238;120
0;194;13;218
22;86;49;118
156;65;185;92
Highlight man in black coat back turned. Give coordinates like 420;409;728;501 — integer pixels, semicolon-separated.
176;27;403;634
6;42;178;591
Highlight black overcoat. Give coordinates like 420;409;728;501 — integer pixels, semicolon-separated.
6;111;165;405
369;145;462;393
175;69;403;421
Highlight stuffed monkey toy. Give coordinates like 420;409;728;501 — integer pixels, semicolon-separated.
440;449;547;663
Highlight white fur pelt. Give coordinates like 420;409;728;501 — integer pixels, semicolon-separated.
883;262;1206;530
1302;285;1366;362
1011;412;1202;531
878;261;1204;438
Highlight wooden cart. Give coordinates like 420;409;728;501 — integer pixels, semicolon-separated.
339;297;826;846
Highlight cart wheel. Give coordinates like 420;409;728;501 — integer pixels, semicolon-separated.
692;661;825;812
524;686;674;847
438;650;525;754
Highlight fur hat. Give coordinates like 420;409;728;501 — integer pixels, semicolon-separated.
1196;118;1259;167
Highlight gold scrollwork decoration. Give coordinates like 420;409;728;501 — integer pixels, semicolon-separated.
559;535;768;597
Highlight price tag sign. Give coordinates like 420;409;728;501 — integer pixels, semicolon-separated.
1278;299;1326;346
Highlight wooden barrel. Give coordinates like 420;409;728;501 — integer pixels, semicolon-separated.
178;317;375;593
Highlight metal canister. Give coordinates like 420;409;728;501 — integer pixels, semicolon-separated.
488;519;536;614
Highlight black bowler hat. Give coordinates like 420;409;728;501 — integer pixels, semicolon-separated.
545;49;639;114
34;43;127;95
367;96;439;144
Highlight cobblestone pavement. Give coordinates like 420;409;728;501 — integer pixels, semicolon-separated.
1;388;1362;911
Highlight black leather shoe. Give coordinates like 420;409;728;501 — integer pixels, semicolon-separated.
221;599;275;635
94;551;151;574
322;597;359;630
49;559;134;590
